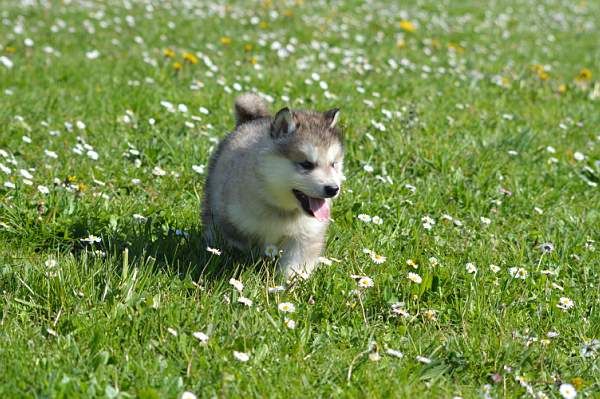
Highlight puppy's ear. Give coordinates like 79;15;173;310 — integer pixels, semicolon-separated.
324;108;340;128
271;107;296;138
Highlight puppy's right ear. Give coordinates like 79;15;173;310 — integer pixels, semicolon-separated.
271;107;296;139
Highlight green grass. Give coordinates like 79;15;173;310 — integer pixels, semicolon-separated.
1;0;599;397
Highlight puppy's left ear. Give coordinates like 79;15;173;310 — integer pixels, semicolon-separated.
324;108;340;128
271;107;296;139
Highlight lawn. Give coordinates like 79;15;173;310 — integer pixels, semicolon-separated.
0;0;599;397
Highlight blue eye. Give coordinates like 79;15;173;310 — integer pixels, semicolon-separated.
299;160;315;170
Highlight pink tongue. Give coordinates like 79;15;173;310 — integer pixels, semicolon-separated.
308;197;330;221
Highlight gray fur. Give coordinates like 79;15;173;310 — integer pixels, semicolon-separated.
234;92;271;127
201;93;345;280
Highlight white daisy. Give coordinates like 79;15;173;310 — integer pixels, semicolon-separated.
357;276;374;288
385;348;404;358
371;216;383;225
416;355;431;364
357;214;372;223
192;331;209;343
559;383;577;399
422;215;435;230
237;296;253;307
277;302;295;313
233;351;250;362
509;267;528;279
284;318;296;329
465;262;477;274
557;297;574;310
407;272;422;284
181;392;197;399
370;253;386;264
228;278;243;292
192;164;205;174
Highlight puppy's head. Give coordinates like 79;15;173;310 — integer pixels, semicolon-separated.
260;107;344;221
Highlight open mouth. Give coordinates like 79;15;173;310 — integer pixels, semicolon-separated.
292;189;330;221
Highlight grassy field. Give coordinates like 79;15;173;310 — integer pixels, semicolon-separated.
1;0;599;397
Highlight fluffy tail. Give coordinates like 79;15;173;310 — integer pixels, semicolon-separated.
234;93;270;126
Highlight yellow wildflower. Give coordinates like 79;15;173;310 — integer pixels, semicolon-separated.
576;68;592;81
163;48;175;58
173;61;182;71
532;64;549;81
244;43;253;52
259;21;269;29
182;52;198;64
558;83;567;94
571;377;584;390
399;20;416;33
220;36;232;46
283;9;294;17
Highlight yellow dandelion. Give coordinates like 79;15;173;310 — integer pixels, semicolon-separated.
571;377;584;390
399;20;416;33
558;83;567;94
66;175;77;183
531;64;549;81
5;46;16;54
576;68;592;81
259;21;269;29
173;61;182;71
244;43;253;52
220;36;232;46
182;52;198;64
163;48;175;58
249;56;258;65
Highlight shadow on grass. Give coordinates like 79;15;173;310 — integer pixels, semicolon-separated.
108;224;268;282
43;215;268;283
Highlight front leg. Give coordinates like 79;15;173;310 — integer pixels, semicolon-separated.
278;234;324;281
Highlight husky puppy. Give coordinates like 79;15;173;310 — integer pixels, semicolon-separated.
202;93;344;279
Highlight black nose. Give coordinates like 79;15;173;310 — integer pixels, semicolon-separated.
324;185;339;197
